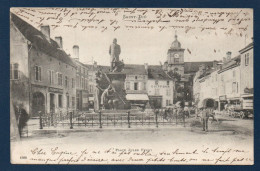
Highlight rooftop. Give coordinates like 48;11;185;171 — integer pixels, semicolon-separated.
11;13;76;67
147;65;172;80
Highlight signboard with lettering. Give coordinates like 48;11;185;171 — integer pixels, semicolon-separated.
151;85;170;88
48;87;63;94
219;95;227;101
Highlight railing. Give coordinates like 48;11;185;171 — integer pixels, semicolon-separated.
39;110;187;129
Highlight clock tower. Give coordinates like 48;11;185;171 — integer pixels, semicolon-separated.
167;34;185;76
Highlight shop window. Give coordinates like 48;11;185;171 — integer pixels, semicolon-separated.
35;65;42;81
58;94;63;108
10;63;20;80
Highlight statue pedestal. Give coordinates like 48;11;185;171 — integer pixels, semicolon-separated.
106;72;130;110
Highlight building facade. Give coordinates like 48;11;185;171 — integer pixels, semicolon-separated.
193;41;254;112
147;65;174;108
11;13;77;117
124;64;149;108
72;46;89;111
239;41;254;109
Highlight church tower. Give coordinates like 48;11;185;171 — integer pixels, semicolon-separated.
167;33;185;76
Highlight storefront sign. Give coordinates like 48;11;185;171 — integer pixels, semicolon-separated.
219;95;227;101
48;87;63;94
151;85;170;88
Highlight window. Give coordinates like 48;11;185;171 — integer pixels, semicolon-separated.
126;82;130;90
155;89;160;95
166;89;171;96
245;53;249;66
81;77;84;88
134;82;138;90
10;63;20;80
72;97;75;107
35;66;42;81
67;95;69;108
76;75;80;87
89;85;93;93
57;73;63;86
174;58;179;63
85;78;88;90
135;76;138;80
58;94;63;108
166;100;171;106
232;82;237;93
65;76;68;88
167;81;170;86
143;82;146;90
233;70;236;78
48;70;54;85
71;78;75;88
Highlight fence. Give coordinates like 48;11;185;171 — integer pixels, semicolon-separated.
39;110;188;129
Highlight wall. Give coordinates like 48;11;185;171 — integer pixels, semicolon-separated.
240;47;253;94
10;21;30;114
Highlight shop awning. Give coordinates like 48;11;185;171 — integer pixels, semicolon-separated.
126;94;149;101
241;94;253;98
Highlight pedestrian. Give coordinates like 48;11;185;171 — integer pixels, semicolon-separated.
201;107;209;132
184;104;190;118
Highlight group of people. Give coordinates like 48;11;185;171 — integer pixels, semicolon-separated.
153;101;218;132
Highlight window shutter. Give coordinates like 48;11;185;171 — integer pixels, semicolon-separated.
39;67;41;81
34;66;37;81
56;72;58;85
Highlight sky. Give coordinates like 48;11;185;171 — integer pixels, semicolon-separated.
11;8;253;66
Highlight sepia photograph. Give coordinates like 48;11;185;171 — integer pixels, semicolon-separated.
10;7;253;165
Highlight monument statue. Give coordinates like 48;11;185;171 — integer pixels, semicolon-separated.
109;38;121;71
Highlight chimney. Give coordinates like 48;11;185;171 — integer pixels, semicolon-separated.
226;51;232;61
41;25;50;42
223;57;226;63
93;61;97;68
73;45;79;61
55;36;63;49
144;63;148;72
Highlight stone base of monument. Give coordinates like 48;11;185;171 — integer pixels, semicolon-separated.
106;72;130;110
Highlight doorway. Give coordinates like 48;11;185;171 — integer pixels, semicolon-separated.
50;93;55;113
32;92;45;116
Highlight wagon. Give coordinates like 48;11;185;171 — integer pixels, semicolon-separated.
228;99;253;119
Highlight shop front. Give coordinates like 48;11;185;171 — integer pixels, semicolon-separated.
219;95;228;111
148;95;162;109
126;94;149;109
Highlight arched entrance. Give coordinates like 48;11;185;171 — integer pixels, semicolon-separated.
198;98;216;109
32;92;45;116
